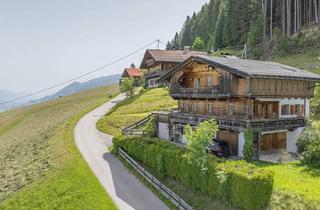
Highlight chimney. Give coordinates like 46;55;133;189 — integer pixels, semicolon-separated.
183;46;190;54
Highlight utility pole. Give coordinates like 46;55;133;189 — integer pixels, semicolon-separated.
241;44;247;60
244;44;247;60
156;39;160;49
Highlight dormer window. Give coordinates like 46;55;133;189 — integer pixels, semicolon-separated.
207;76;213;86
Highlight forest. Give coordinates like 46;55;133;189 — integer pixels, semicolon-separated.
166;0;320;57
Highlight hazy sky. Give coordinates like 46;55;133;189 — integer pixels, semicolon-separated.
0;0;208;94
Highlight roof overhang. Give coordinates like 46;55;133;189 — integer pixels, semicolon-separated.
157;56;249;83
158;55;320;83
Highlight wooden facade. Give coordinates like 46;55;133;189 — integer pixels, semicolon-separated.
140;49;209;88
177;99;305;120
170;64;315;99
159;55;320;157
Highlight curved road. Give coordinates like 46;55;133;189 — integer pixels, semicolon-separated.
74;94;169;210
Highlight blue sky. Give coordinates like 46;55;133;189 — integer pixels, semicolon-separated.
0;0;208;93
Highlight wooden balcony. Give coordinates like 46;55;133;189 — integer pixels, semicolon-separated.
169;111;306;132
170;86;230;99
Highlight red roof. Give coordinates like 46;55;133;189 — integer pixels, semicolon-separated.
125;68;141;77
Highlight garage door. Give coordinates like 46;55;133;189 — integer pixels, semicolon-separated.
217;131;239;156
261;132;286;152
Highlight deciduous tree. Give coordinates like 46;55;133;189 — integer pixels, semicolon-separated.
192;36;205;50
184;120;219;172
120;78;134;97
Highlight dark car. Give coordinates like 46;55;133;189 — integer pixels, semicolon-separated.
206;139;231;158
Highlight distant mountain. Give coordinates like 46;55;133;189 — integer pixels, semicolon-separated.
31;74;121;104
0;90;30;111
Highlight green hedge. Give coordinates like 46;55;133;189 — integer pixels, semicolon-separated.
113;136;273;210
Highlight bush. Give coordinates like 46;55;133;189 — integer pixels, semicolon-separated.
114;136;274;210
243;129;254;162
297;122;320;165
216;161;273;210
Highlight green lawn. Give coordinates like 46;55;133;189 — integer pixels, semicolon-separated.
97;88;177;136
0;85;118;209
253;161;320;209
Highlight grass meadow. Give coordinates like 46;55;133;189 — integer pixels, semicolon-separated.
252;161;320;209
0;85;119;209
97;88;177;136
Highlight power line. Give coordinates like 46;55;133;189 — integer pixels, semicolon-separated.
0;39;159;106
158;40;167;47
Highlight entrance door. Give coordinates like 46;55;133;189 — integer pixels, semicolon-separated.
260;132;286;152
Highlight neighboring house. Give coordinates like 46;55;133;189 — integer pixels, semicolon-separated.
158;55;320;158
120;68;142;87
140;48;209;88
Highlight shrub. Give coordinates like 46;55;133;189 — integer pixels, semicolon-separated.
114;136;274;210
297;121;320;165
216;161;273;210
243;129;254;162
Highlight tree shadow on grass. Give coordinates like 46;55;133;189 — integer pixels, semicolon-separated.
301;163;320;177
251;160;277;168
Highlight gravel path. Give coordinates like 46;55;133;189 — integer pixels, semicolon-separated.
74;94;169;210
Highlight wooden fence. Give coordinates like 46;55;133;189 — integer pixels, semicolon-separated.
119;148;193;210
121;129;145;136
121;114;153;136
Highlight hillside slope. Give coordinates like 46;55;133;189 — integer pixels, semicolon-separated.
97;88;177;136
0;85;119;209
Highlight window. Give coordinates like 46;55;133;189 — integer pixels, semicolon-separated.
208;103;213;113
254;104;260;115
207;76;213;86
217;76;222;86
148;79;156;87
184;101;189;112
295;104;301;114
281;104;290;115
194;78;200;88
192;102;197;113
290;105;296;115
228;103;235;115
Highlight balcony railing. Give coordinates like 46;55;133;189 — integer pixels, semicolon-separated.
169;111;306;132
170;86;229;98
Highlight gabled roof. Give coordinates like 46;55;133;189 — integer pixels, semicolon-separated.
122;68;141;77
140;49;209;68
159;55;320;82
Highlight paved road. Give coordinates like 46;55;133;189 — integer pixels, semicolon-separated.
74;94;169;210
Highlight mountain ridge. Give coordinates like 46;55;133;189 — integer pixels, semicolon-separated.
0;74;121;111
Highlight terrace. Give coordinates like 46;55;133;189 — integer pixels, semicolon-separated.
169;110;306;132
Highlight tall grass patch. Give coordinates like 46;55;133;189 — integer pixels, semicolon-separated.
0;85;118;209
